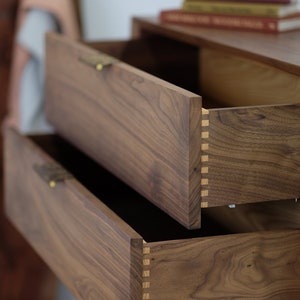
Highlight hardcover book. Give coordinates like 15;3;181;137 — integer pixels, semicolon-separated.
160;9;300;32
182;1;300;17
184;0;297;3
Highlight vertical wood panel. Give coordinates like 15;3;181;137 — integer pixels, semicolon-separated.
205;104;300;206
45;33;203;229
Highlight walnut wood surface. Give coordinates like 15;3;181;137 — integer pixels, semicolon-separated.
5;127;300;299
132;17;300;77
45;33;203;229
4;127;143;300
205;104;300;206
200;48;300;107
145;230;300;299
132;17;300;210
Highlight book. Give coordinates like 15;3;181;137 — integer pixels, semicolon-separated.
182;1;300;17
160;9;300;32
184;0;298;4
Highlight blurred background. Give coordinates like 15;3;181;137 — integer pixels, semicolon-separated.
0;0;181;299
81;0;182;40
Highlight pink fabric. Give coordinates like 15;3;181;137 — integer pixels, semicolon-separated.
6;0;80;129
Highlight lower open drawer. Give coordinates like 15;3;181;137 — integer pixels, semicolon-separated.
4;127;300;299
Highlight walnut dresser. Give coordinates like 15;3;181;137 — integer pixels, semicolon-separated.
4;17;300;299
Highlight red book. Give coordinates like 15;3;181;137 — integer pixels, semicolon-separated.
159;9;300;32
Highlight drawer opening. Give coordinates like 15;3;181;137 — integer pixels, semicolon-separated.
88;34;300;109
87;36;203;103
30;134;300;243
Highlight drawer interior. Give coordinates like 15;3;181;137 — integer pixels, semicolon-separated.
87;36;201;102
88;34;300;108
30;134;300;242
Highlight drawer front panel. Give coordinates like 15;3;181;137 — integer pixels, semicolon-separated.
45;33;203;229
4;128;143;300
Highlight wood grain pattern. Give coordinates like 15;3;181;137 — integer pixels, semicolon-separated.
205;104;300;206
4;127;143;300
132;17;300;77
5;127;300;299
145;230;300;299
45;33;203;229
201;47;300;107
132;17;300;209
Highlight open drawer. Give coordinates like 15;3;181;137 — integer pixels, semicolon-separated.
45;33;300;229
4;127;300;299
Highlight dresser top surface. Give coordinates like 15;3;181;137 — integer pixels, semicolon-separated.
133;17;300;76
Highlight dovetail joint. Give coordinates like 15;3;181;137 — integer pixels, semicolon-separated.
143;247;150;254
201;131;209;139
143;293;150;300
143;246;151;299
201;109;209;203
201;190;209;197
201;143;209;151
143;270;150;278
201;201;209;208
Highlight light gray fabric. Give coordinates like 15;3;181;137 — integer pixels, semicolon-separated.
17;8;57;133
56;281;76;300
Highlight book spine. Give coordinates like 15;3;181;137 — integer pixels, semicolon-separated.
160;10;279;32
182;1;281;17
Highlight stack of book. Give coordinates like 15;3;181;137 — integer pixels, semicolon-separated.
159;0;300;33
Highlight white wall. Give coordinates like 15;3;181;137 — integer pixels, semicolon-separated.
80;0;182;40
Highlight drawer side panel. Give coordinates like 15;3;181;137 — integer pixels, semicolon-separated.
206;104;300;206
146;231;300;299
